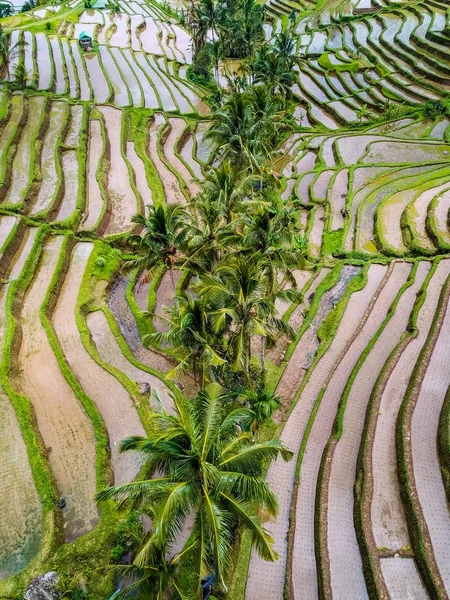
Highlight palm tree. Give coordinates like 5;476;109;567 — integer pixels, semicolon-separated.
240;193;306;290
193;257;297;374
204;92;254;168
127;204;188;296
239;386;282;431
205;88;291;171
200;160;257;223
97;383;293;598
209;39;223;85
0;26;19;80
197;0;217;43
178;192;237;273
102;541;194;599
144;295;225;385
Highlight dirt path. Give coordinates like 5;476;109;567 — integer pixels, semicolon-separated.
87;311;173;411
325;262;421;600
15;236;98;542
53;243;145;485
99;106;139;235
81;120;104;231
0;228;42;579
246;264;382;600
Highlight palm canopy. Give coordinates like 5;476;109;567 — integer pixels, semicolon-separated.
126;203;188;290
239;193;306;289
192;257;298;372
97;383;293;599
0;26;20;79
144;295;225;384
197;160;258;223
205;89;290;171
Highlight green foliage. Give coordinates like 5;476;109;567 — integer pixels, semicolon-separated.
187;0;265;86
20;0;36;12
318;51;369;72
321;229;344;256
110;512;144;562
423;100;447;120
0;3;13;18
96;383;293;598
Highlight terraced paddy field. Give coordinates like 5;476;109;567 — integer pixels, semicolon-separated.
2;0;450;598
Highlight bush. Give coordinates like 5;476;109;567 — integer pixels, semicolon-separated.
0;3;13;18
20;0;36;12
423;100;447;119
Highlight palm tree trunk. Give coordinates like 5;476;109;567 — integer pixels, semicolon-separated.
169;267;179;310
260;335;266;374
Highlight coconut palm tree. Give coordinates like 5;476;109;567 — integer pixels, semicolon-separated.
253;50;298;100
239;386;282;430
127;203;188;295
240;193;306;290
96;383;293;598
0;26;19;80
205;88;291;171
197;0;217;43
200;160;257;222
178;193;237;273
144;295;225;385
193;257;297;374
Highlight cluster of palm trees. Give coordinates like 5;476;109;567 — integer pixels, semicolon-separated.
98;28;305;599
130;156;304;388
186;0;301;97
187;0;264;67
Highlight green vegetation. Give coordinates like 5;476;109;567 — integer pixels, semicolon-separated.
96;382;293;598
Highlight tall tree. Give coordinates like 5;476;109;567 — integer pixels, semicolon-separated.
144;295;225;385
193;257;297;374
0;26;19;80
97;383;293;598
127;203;188;295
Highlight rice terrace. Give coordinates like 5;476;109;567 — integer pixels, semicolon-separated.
2;0;450;596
